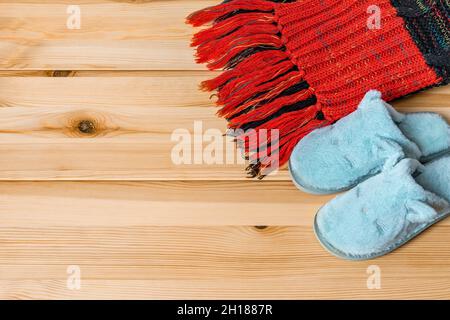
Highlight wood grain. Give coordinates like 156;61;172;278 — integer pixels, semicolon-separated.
0;225;449;299
0;181;329;226
1;181;450;299
0;0;215;70
0;180;449;227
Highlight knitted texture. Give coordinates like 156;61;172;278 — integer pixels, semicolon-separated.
187;0;449;178
391;0;449;82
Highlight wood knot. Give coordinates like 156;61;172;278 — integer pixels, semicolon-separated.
51;70;74;77
63;112;111;138
77;120;96;135
254;226;268;230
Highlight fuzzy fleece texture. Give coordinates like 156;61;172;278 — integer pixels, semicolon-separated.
289;90;450;194
398;112;450;160
314;157;450;260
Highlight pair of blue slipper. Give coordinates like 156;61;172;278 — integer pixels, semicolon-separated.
289;91;450;260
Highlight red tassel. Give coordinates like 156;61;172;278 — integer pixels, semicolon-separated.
191;12;275;47
200;50;287;91
187;0;327;178
217;60;293;104
219;71;304;118
197;24;279;58
186;0;276;27
241;105;319;151
229;88;313;125
197;33;283;70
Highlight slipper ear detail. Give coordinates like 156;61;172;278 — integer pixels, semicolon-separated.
390;158;424;177
405;200;438;224
376;137;406;171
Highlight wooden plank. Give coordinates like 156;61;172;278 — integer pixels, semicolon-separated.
0;72;218;140
0;181;332;226
0;72;447;113
0;225;449;299
0;142;286;180
0;0;215;70
0;180;449;227
2;278;450;300
0;71;213;111
0;74;448;180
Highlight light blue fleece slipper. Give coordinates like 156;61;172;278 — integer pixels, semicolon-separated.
289;90;450;195
314;156;450;260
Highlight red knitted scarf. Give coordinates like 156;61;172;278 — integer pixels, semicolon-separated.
188;0;449;178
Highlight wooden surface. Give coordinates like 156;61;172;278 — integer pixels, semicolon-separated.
0;0;449;300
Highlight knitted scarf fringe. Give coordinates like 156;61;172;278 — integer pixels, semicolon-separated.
187;0;327;178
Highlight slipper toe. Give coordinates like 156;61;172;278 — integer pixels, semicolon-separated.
398;112;450;161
